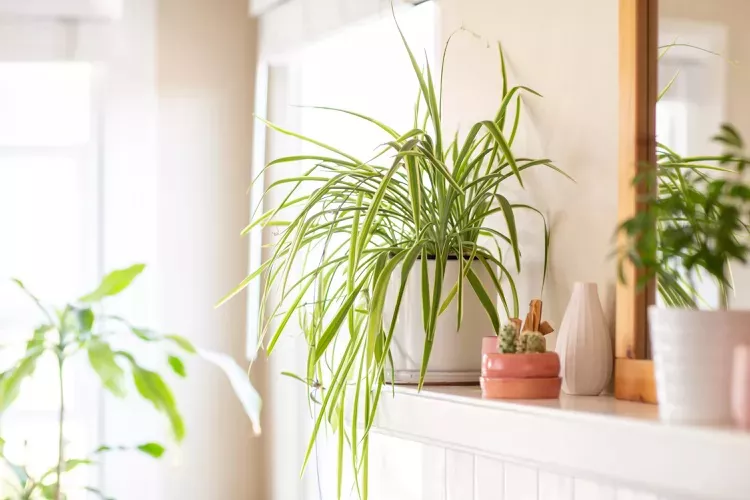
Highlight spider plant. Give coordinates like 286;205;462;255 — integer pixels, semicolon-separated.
219;19;568;500
619;124;750;309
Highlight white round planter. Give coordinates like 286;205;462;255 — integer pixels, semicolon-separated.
649;306;750;425
384;259;496;384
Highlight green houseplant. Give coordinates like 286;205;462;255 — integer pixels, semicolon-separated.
619;124;750;424
0;265;260;500
220;18;568;499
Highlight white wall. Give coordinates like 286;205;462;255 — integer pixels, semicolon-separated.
156;0;263;498
367;433;665;500
439;0;619;332
256;0;621;498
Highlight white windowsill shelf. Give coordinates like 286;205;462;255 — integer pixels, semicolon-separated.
370;385;750;500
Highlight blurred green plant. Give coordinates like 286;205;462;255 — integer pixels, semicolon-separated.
0;264;260;500
619;124;750;309
219;13;569;500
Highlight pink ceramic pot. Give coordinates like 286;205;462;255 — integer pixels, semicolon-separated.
480;376;562;399
481;336;498;357
482;352;560;379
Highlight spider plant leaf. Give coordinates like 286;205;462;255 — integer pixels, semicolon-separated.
301;105;399;139
313;280;366;363
513;204;550;293
256;116;367;168
482;120;522;187
367;250;410;366
494;194;521;272
498;42;508;105
466;266;500;334
494;85;541;128
658;69;680;102
419;253;445;389
508;95;522;145
424;54;443;160
267;276;316;353
478;255;510;319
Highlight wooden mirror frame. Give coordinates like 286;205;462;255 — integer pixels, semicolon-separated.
615;0;659;403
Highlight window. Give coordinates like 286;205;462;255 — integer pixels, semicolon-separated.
0;62;100;498
259;4;437;498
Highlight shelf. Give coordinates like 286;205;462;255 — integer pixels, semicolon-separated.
371;385;750;500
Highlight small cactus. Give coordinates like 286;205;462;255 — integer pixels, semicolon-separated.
516;331;546;354
497;323;519;353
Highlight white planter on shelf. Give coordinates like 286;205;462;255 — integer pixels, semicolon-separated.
384;258;496;384
555;282;612;396
649;307;750;425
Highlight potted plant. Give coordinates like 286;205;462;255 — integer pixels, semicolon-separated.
619;124;750;424
0;265;260;499
481;322;561;399
220;17;568;497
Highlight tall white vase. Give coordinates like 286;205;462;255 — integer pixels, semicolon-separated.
555;282;612;395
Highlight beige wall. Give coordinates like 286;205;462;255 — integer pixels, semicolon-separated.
440;0;620;328
156;0;264;498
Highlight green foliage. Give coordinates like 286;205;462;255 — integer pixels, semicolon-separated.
498;323;518;354
220;15;567;500
0;265;261;500
78;264;146;302
516;331;546;354
168;355;187;377
619;124;750;309
136;443;166;458
87;339;127;398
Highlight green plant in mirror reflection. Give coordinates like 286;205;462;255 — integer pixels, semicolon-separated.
0;265;261;500
619;124;750;309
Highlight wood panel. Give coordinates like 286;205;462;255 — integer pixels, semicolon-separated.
615;358;658;404
615;0;658;402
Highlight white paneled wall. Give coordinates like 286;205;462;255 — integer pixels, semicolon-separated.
367;434;675;500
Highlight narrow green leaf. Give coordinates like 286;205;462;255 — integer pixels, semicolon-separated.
495;194;521;272
79;264;146;302
88;340;127;398
165;334;197;354
314;281;365;363
481;120;523;187
131;365;185;442
168;355;186;378
467;267;500;334
76;308;94;332
137;442;166;458
302;106;399;139
0;350;42;412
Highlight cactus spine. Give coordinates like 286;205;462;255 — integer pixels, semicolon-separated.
516;331;546;354
497;323;519;353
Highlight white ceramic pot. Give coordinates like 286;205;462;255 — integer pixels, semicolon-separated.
649;306;750;425
555;282;612;395
384;259;496;384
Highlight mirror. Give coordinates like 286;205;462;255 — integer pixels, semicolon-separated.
655;1;750;311
615;0;750;403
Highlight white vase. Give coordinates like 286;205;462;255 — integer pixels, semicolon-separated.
384;259;496;384
649;307;750;425
555;282;612;395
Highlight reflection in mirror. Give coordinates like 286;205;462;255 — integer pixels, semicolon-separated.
655;0;750;311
